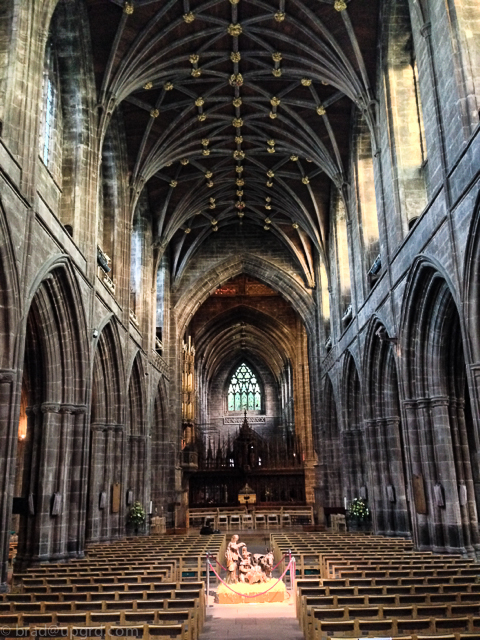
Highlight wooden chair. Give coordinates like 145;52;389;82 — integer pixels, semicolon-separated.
267;514;279;528
229;514;241;529
254;514;266;528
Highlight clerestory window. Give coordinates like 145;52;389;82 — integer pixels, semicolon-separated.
227;363;262;411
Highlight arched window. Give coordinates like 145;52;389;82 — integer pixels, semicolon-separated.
40;39;62;176
386;0;427;233
227;363;262;411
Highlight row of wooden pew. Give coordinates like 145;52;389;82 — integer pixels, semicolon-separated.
0;534;224;640
13;535;224;584
271;531;416;579
288;532;480;640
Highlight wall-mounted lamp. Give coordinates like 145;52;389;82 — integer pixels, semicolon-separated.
93;329;99;339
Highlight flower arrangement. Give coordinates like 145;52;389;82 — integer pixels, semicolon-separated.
127;501;146;526
347;497;370;521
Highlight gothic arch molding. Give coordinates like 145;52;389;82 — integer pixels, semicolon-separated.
463;191;480;363
126;352;148;511
399;258;480;554
13;260;89;569
340;351;367;503
319;375;343;509
87;319;126;543
175;254;315;336
363;315;410;537
0;194;20;368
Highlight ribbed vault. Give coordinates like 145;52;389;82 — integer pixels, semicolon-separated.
195;304;294;383
87;0;380;283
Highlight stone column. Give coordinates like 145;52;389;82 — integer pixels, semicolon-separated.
452;398;480;553
87;424;106;542
27;402;62;564
112;424;125;539
364;419;381;532
402;399;427;549
67;405;88;558
384;417;410;537
0;370;15;591
429;395;463;553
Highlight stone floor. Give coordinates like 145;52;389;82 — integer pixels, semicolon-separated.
200;599;304;640
199;532;304;640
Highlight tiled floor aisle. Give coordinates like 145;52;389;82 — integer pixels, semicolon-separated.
200;598;304;640
200;532;304;640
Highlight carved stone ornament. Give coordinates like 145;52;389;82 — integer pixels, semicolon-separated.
228;23;243;37
0;369;15;383
41;402;61;414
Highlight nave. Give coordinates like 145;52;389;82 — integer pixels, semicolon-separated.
2;528;480;640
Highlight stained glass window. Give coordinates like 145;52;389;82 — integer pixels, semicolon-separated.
227;363;262;411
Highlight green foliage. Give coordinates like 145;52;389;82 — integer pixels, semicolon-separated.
127;501;146;526
347;497;370;521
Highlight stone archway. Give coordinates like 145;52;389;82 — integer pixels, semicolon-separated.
318;376;343;511
14;263;89;569
341;352;367;503
87;320;125;543
151;379;175;527
126;353;148;515
401;260;480;555
363;318;410;537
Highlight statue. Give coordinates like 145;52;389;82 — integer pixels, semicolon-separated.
224;534;275;585
239;546;268;584
225;534;246;583
238;546;253;583
259;550;274;579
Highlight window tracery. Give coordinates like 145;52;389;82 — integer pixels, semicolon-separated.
227;363;262;411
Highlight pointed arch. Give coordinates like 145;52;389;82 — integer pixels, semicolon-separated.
175;254;315;337
363;316;410;537
126;352;148;511
341;351;367;503
320;375;343;509
13;259;89;569
87;318;126;543
400;259;480;555
463;192;480;363
0;194;20;368
384;0;428;234
226;361;263;413
151;377;175;524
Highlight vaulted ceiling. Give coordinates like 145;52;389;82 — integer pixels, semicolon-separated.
87;0;380;285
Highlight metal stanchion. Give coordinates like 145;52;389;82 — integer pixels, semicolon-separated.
292;555;296;612
288;548;292;586
206;552;210;606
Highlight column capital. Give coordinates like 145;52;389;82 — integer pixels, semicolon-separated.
41;402;61;414
0;369;15;383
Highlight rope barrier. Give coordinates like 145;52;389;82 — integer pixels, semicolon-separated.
208;558;293;599
209;553;288;573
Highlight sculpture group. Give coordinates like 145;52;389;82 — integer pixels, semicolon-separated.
225;535;274;584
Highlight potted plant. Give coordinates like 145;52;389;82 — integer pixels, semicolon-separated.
346;497;371;531
127;501;146;535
